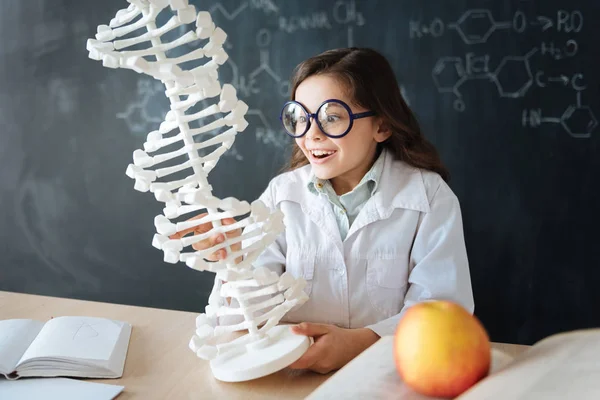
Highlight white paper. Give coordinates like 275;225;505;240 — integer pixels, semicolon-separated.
18;316;125;365
0;377;124;400
0;320;44;375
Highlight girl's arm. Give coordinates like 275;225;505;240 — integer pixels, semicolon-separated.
366;181;474;337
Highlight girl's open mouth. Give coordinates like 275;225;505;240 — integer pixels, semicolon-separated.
309;150;337;164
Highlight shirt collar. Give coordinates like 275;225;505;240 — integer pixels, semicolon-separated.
307;149;386;196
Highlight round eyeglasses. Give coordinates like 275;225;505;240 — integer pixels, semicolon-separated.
279;99;376;139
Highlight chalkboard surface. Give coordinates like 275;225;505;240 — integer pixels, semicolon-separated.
1;0;599;345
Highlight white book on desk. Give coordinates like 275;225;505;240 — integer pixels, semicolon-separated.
0;316;131;380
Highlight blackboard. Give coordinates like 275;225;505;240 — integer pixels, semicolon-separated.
1;0;599;345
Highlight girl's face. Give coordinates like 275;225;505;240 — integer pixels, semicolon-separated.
294;74;390;194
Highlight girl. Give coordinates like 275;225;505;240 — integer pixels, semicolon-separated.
172;47;474;374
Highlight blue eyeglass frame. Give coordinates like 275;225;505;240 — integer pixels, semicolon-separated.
279;99;376;139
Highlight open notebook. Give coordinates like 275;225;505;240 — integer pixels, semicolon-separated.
0;316;131;380
307;328;600;400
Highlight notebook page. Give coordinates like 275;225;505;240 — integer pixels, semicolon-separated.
457;329;600;400
0;320;44;375
18;316;126;366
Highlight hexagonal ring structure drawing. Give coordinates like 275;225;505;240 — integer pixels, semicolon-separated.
448;9;510;45
561;105;598;138
492;48;538;98
432;57;465;96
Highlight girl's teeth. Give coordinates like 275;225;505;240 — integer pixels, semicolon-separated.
312;150;334;156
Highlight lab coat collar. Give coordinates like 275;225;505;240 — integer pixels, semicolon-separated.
272;149;430;213
378;149;431;215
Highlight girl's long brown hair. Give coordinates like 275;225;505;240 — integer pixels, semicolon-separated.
285;47;450;182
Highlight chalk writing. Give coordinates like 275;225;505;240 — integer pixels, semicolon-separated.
413;7;594;138
522;93;597;138
278;12;332;33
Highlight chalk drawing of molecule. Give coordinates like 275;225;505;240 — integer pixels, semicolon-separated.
222;29;291;150
432;48;537;111
448;9;513;45
226;29;290;99
210;1;249;20
523;93;598;138
492;48;538;98
117;79;166;135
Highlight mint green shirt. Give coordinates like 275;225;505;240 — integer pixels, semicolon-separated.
307;150;386;240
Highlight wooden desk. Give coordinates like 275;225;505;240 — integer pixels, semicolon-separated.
0;291;530;399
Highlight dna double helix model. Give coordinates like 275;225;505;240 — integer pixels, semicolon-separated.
86;0;310;382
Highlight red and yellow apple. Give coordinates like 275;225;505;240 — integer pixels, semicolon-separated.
393;300;491;398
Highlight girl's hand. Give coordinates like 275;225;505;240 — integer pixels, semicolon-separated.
288;323;380;374
169;213;242;262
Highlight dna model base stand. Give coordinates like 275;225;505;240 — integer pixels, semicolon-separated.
210;325;311;382
86;0;310;381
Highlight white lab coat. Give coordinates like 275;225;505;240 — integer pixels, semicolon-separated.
252;149;474;337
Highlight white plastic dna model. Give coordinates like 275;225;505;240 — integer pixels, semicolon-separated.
86;0;311;382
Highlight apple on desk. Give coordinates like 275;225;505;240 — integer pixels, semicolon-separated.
393;300;491;398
